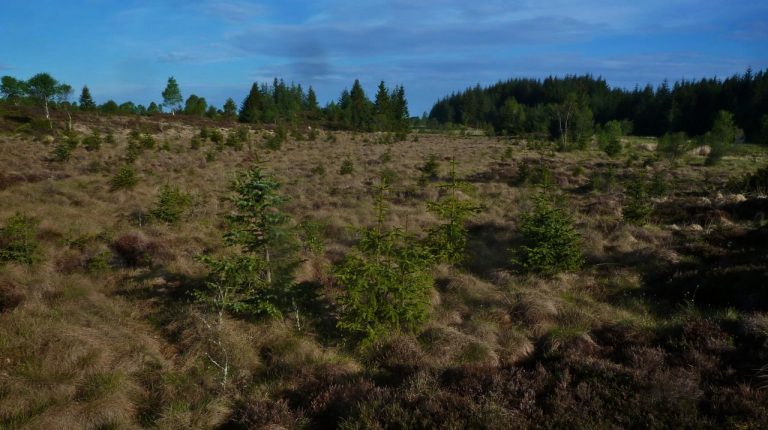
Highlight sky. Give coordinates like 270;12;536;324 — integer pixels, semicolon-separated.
1;0;766;115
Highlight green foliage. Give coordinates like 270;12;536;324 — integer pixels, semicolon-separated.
0;213;40;265
417;154;440;184
265;126;287;150
516;195;583;275
599;120;623;157
150;185;192;224
335;183;433;344
298;220;325;254
109;166;138;190
209;129;224;146
705;110;736;166
79;86;96;111
425;160;481;264
51;141;74;162
623;176;653;224
225;166;297;293
82;131;102;152
588;166;618;193
649;171;669;197
195;254;280;317
517;163;554;188
190;136;202;150
161;76;183;114
339;158;354;175
657;132;690;160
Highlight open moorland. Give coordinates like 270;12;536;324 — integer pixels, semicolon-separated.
1;109;768;429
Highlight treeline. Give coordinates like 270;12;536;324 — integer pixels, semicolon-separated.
429;69;768;143
1;73;409;133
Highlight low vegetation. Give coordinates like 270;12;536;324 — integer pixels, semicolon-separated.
1;88;767;429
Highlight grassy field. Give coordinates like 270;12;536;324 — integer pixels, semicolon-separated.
1;112;767;429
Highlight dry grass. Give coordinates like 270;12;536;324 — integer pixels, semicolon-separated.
1;114;767;428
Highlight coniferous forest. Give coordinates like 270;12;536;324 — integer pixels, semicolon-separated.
429;69;768;142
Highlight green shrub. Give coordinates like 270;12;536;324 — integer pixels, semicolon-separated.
51;141;73;162
226;132;243;150
588;166;618;193
298;220;325;254
190;136;201;150
517;163;553;188
705;110;736;166
200;126;209;140
335;184;433;344
265;126;287;150
657;132;690;160
139;133;156;150
426;160;480;264
649;171;669;197
339;158;354;175
105;131;116;145
598;120;623;157
623;176;653;224
150;185;192;224
109;166;138;190
0;213;40;264
417;154;440;184
82;131;102;152
515;195;583;275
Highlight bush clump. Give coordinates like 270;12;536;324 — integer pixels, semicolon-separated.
0;213;40;264
150;185;192;224
109;166;139;190
339;158;354;175
515;194;583;274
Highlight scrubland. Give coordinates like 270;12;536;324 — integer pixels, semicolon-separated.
1;111;767;429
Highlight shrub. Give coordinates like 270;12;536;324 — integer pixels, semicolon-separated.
150;185;192;224
105;131;116;145
109;166;138;190
111;232;156;266
190;136;201;150
0;213;40;264
209;129;224;146
51;141;73;162
598;120;623;157
657;132;690;160
426;160;481;264
82;131;102;152
298;220;325;254
417;154;440;184
705;110;736;166
266;126;287;150
339;158;354;175
515;194;583;275
335;184;433;344
622;176;653;224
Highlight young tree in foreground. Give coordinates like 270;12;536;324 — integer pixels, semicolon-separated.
516;194;583;275
426;160;481;264
161;76;183;115
335;179;433;344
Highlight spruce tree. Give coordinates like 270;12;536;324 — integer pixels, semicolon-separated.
239;83;263;123
79;86;96;111
373;81;391;131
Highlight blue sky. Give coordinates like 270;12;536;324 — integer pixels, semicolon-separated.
1;0;766;115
